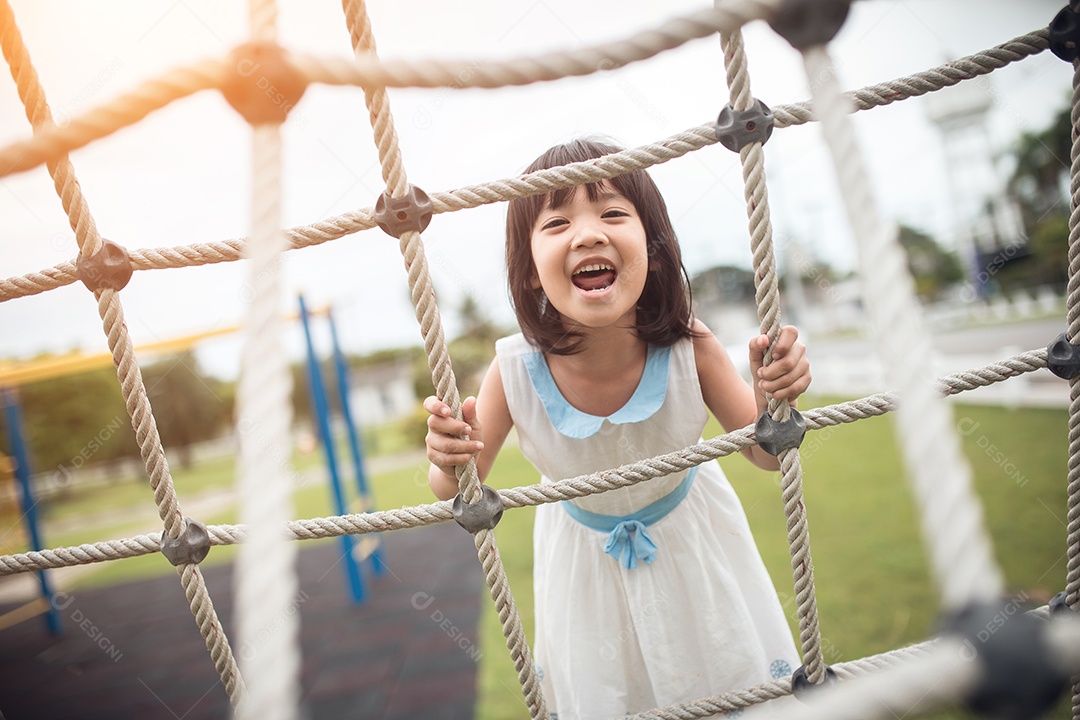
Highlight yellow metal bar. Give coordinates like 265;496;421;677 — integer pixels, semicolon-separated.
0;596;49;632
0;325;240;387
0;304;329;388
0;302;328;388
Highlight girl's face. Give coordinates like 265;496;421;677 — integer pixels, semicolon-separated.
529;183;649;334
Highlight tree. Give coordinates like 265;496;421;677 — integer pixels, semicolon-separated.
897;225;963;302
1007;102;1071;232
0;364;138;474
142;352;232;468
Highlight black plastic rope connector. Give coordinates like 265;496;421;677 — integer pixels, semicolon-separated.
715;99;774;153
1046;332;1080;379
1049;590;1074;615
1049;2;1080;62
373;185;434;239
940;599;1068;720
76;239;133;292
222;41;308;124
452;484;504;534
754;407;806;456
159;518;211;566
769;0;851;51
791;663;838;700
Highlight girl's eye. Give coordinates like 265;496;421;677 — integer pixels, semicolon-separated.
540;218;568;231
602;209;630;218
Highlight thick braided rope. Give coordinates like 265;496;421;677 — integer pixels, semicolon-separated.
684;613;1080;720
96;288;244;701
1066;60;1080;612
0;0;102;257
771;30;1049;129
0;3;774;182
0;348;1049;575
0;127;718;301
299;2;777;90
1066;53;1080;720
0;3;243;697
342;0;405;192
0;27;1048;304
340;2;545;715
10;6;241;700
720;26;824;682
0;25;1041;188
801;44;1003;608
0;58;231;179
232;4;302;716
623;640;943;720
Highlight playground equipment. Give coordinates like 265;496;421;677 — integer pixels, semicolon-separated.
297;294;385;604
0;307;382;635
3;1;1080;719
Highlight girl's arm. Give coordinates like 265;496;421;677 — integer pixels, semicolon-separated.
425;357;513;500
693;319;811;471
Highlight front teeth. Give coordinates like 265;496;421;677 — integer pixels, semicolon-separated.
574;263;614;275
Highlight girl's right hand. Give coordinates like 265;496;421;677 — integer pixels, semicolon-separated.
424;395;485;479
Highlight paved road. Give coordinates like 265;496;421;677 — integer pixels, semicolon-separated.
810;317;1063;358
807;318;1070;407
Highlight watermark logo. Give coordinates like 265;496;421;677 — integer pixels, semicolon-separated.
51;592;124;662
238;590;309;662
956;417;1028;487
411;591;482;661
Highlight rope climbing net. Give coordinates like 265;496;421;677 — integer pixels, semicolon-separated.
3;0;1080;718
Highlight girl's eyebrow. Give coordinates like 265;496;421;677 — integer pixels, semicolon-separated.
596;190;625;202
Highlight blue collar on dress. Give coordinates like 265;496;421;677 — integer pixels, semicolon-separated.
521;344;671;439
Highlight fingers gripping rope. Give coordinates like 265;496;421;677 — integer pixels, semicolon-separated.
719;21;829;685
341;1;546;716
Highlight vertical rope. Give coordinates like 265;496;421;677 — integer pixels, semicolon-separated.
233;1;301;719
1063;54;1080;720
94;289;245;703
1;0;244;703
720;26;825;683
0;0;102;258
800;44;1003;609
340;2;546;716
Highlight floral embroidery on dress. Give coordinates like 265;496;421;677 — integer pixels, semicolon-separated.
770;658;793;679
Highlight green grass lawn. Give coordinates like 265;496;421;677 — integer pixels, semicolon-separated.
4;398;1074;719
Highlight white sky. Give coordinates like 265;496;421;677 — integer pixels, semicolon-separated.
0;0;1072;379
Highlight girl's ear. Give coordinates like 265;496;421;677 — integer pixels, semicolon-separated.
530;271;542;290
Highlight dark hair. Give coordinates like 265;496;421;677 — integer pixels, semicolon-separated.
505;137;697;354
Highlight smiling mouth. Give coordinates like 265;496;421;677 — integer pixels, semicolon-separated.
572;263;617;292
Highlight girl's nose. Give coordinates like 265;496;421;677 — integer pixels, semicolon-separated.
571;221;608;248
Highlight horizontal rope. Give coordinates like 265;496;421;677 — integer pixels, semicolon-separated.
0;3;775;183
0;347;1049;576
291;1;775;90
0;58;230;178
772;29;1048;129
0;28;1047;304
632;608;1080;720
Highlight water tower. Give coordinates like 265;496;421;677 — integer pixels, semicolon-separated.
925;75;1026;298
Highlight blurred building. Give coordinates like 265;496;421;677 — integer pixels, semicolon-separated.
925;75;1027;297
347;359;416;426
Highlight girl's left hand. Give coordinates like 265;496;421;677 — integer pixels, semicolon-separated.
748;325;811;402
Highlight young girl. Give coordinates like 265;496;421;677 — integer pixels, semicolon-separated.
425;138;810;718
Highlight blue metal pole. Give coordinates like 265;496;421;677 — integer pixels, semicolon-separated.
2;387;62;634
298;296;365;604
326;307;385;576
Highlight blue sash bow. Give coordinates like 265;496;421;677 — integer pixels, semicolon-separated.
561;467;697;570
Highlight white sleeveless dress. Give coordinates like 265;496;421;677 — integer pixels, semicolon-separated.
496;333;800;720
